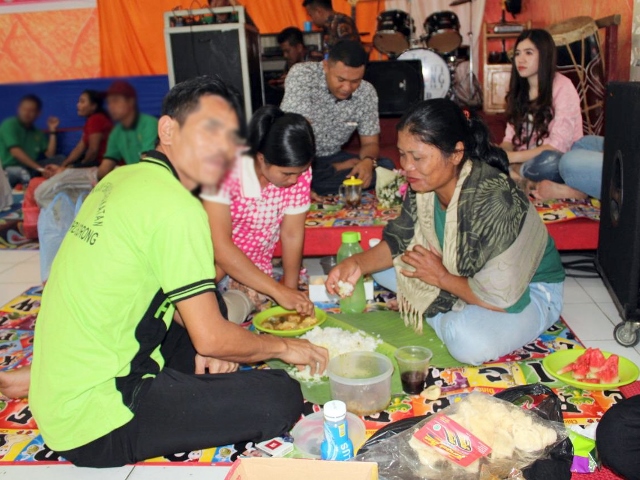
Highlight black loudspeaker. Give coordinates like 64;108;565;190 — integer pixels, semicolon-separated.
165;20;263;120
364;60;424;116
597;82;640;322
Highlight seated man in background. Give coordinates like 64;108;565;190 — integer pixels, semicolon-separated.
281;40;392;195
302;0;360;55
279;27;311;70
29;76;328;467
0;95;61;187
97;81;158;180
269;27;316;90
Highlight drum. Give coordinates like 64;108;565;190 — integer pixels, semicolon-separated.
424;11;462;55
374;10;413;56
398;49;451;100
548;16;605;136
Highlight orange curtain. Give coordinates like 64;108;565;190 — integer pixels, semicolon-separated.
98;0;388;78
0;8;100;84
98;0;178;77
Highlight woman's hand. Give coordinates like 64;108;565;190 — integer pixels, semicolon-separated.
400;244;449;288
325;257;362;296
194;354;239;374
274;286;315;317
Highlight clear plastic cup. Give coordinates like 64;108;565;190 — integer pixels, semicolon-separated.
393;346;433;395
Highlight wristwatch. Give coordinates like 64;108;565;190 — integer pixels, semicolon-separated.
361;156;378;168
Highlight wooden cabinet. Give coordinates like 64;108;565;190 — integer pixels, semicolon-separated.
482;21;531;113
484;65;512;113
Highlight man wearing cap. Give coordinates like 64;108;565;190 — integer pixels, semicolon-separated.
97;81;158;180
0;94;62;187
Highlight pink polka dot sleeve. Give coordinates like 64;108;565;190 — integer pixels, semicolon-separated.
283;168;312;215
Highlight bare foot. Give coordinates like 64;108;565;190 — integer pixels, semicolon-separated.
0;366;31;399
532;180;588;201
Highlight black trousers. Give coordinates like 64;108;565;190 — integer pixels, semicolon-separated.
58;297;304;468
312;151;395;196
596;395;640;480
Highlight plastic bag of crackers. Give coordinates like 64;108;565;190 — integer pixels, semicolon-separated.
354;392;567;480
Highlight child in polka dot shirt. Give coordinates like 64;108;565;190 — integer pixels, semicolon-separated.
202;106;316;316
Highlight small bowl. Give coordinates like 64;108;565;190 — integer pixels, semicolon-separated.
327;351;393;416
291;411;366;458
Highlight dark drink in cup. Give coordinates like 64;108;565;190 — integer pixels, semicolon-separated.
401;371;426;395
394;346;433;395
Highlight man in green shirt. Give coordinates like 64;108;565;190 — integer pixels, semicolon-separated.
30;76;328;467
0;94;61;186
97;81;158;180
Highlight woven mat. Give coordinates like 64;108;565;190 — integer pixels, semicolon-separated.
0;287;627;469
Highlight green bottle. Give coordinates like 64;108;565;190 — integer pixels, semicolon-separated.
336;232;367;314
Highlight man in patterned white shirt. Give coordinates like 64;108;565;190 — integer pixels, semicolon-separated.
281;40;393;195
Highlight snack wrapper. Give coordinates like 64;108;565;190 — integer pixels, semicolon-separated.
353;392;567;479
568;430;599;473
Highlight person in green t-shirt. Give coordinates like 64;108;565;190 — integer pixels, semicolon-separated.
29;76;328;468
327;99;565;366
96;81;158;181
0;94;61;186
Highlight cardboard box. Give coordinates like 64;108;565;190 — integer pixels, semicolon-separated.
225;457;378;480
309;275;374;303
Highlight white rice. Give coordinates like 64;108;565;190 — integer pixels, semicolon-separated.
292;326;382;381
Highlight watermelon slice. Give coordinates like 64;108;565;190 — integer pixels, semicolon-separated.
596;354;620;384
556;348;619;384
572;361;590;380
586;348;607;372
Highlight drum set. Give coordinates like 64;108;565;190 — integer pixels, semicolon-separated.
373;8;482;108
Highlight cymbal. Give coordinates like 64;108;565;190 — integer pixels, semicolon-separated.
449;0;472;5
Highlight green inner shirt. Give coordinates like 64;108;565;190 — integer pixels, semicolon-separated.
30;151;216;452
433;197;564;314
0;117;48;168
102;113;158;165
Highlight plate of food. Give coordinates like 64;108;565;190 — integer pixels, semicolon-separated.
252;307;327;337
542;347;639;390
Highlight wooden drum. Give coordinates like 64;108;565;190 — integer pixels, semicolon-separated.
548;16;606;136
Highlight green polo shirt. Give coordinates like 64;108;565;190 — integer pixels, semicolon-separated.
0;117;48;168
102;113;158;165
433;197;564;313
30;150;217;452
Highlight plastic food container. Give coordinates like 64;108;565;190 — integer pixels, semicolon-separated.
290;411;366;459
327;351;393;416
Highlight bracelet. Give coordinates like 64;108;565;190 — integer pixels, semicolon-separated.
361;156;378;168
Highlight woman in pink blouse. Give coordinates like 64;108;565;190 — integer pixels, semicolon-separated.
500;29;584;187
202;105;315;315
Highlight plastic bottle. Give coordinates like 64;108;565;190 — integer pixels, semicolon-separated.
336;231;367;314
320;400;354;461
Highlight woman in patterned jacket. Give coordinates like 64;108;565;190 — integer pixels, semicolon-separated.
202;105;316;317
327;99;565;365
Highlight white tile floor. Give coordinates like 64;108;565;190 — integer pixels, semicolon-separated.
0;250;638;478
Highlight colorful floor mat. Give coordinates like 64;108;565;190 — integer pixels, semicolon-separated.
0;193;38;250
0;286;624;471
306;193;600;230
